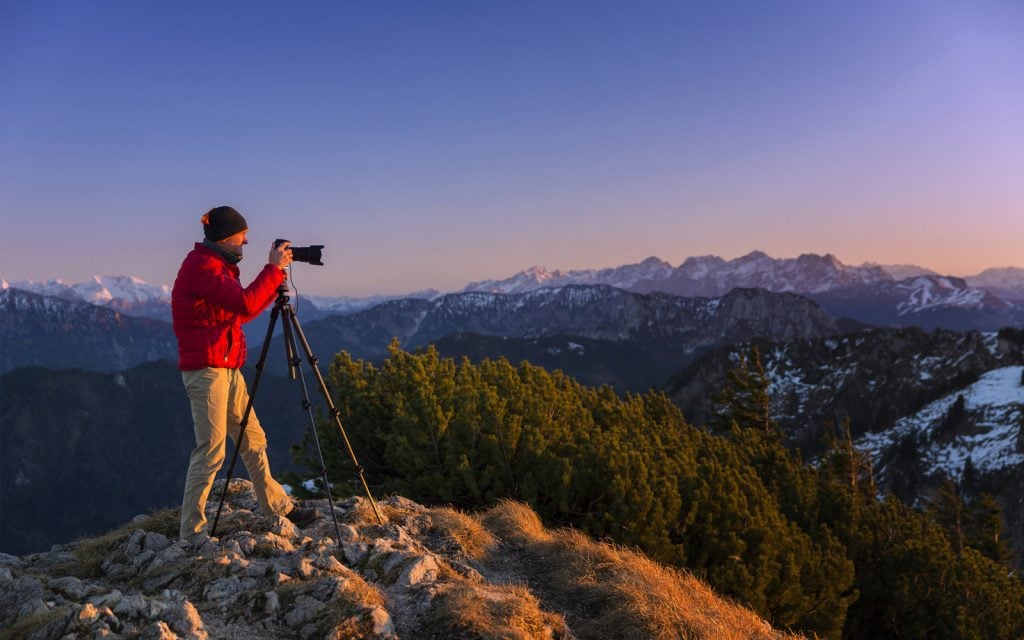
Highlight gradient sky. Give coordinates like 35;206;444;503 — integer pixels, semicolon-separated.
2;0;1022;296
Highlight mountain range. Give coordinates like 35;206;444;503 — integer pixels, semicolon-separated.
6;251;1022;330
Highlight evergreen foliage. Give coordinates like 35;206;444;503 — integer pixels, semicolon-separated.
295;343;1024;640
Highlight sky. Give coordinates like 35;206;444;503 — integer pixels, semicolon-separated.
1;0;1022;296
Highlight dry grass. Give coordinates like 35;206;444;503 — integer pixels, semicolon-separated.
426;506;497;560
59;507;180;579
340;571;387;609
480;500;551;546
0;607;69;640
430;581;571;639
479;501;805;640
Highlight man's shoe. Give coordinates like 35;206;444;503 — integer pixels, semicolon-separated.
286;506;321;528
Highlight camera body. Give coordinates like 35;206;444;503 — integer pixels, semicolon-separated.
275;239;325;266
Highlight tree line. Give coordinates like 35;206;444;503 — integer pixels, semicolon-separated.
289;341;1024;639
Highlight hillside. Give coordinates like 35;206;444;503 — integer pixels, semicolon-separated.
0;482;798;640
0;362;308;555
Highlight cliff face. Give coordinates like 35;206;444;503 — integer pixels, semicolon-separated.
0;481;800;640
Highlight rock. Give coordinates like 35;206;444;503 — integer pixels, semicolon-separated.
295;557;316;580
383;495;421;511
18;596;49;619
88;589;123;608
204;576;242;603
270;516;298;540
0;552;21;566
77;602;101;624
342;540;369;565
0;567;13;584
314;553;347;576
144;597;171;620
255;532;295;555
196;539;220;557
103;562;134;581
113;593;147;617
125;529;147;557
142;568;186;593
245;559;270;578
309;577;346;603
133;549;157;571
141;620;178;640
143;543;187;577
283;595;325;627
144;532;172;554
263;591;280;617
50;576;90;601
338;524;359;542
369;606;396;637
221;539;243;556
236;534;257;556
164;599;207;640
398;555;439;587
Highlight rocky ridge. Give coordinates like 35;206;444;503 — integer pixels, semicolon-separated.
0;481;796;640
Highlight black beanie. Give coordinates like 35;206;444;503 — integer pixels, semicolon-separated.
201;206;248;242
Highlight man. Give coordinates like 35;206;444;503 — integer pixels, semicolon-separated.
172;205;319;544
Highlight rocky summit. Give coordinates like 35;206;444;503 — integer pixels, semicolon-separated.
0;480;797;640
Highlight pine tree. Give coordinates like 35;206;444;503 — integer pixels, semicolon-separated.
711;346;776;436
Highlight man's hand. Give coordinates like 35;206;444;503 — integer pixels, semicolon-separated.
270;241;293;270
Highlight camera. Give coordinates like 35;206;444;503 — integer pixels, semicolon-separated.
275;239;324;266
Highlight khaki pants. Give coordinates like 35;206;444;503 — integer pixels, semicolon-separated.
180;367;291;540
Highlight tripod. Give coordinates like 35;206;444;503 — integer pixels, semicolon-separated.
211;282;384;542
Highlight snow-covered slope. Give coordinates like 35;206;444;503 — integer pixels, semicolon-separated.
893;276;992;315
858;366;1024;477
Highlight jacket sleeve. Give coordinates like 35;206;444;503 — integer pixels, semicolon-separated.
239;267;285;323
191;261;286;318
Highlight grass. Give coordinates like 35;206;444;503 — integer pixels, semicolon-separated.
0;607;70;640
429;581;572;640
478;500;805;640
56;508;180;579
425;506;496;560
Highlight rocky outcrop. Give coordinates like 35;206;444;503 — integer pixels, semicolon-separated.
0;481;798;640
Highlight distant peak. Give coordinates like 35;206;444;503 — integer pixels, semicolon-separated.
736;250;770;261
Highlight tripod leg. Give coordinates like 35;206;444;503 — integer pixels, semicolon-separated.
210;303;280;537
281;309;348;542
285;307;385;525
281;306;299;380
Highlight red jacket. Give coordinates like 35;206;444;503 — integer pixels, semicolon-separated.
172;243;285;370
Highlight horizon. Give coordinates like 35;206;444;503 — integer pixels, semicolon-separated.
2;248;1021;298
2;1;1022;296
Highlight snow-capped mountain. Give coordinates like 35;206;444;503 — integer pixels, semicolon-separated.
966;267;1024;301
2;276;172;321
462;257;674;294
862;262;940;280
2;275;170;305
641;251;894;297
463;252;1023;331
812;276;1018;330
